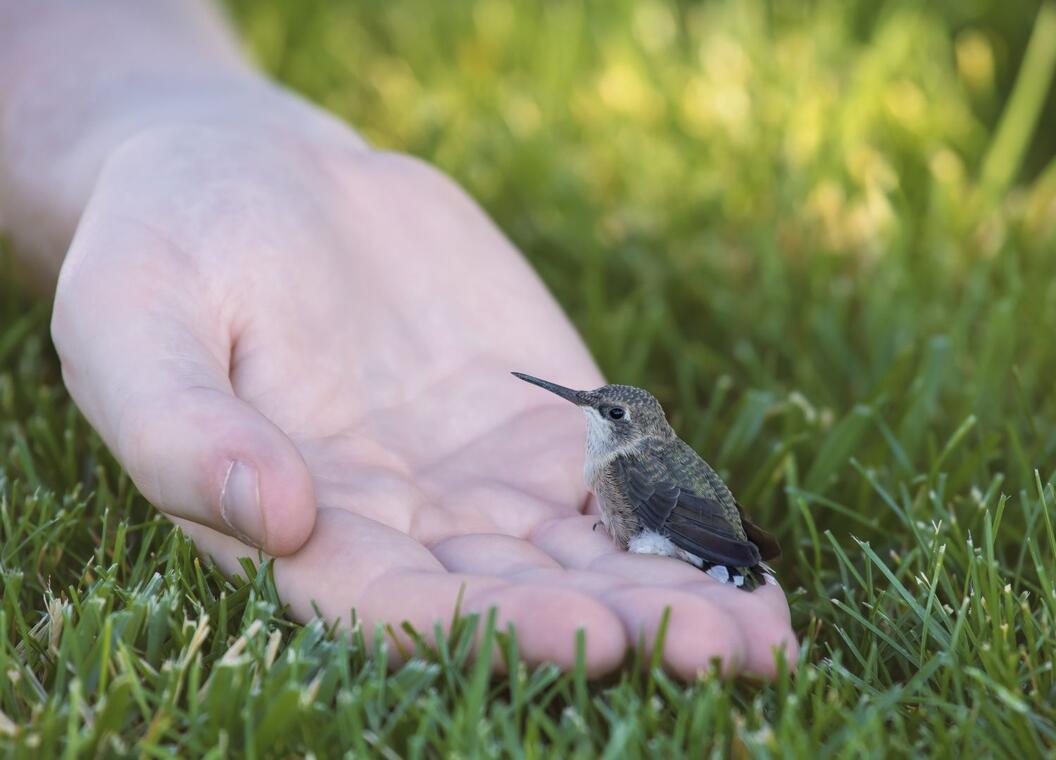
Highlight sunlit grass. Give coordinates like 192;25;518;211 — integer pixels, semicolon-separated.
3;0;1056;755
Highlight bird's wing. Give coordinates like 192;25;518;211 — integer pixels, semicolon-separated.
736;502;782;561
611;450;762;567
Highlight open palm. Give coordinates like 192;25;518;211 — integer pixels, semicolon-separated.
52;126;796;679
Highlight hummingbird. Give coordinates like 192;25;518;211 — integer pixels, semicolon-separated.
513;372;780;590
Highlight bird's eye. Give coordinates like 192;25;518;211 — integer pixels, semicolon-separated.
608;407;625;420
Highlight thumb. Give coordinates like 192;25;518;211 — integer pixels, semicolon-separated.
52;237;315;556
114;383;317;556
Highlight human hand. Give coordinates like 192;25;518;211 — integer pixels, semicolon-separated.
51;120;797;679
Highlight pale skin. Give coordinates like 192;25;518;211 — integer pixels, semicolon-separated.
1;1;796;679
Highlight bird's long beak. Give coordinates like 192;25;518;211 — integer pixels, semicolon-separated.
512;372;590;406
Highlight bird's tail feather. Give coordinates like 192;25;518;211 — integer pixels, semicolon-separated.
705;563;776;592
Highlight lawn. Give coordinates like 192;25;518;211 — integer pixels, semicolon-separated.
3;0;1056;755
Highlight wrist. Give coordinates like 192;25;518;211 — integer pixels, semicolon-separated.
0;0;365;284
2;76;363;284
65;78;359;168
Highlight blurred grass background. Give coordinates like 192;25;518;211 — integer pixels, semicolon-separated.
3;0;1056;755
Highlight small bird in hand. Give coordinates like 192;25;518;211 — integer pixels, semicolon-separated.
513;372;781;590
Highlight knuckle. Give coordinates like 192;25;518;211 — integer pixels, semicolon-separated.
338;150;472;213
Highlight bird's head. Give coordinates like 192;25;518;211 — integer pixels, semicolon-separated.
512;372;673;455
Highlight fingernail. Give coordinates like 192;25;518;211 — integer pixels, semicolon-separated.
221;460;263;548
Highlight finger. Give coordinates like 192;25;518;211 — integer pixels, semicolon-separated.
362;571;627;676
531;517;794;677
681;580;798;677
178;511;784;680
530;515;621;568
430;534;562;576
532;515;719;585
749;575;794;625
268;509;627;676
599;586;745;679
589;552;716;585
507;567;636;595
53;219;315;555
513;551;793;677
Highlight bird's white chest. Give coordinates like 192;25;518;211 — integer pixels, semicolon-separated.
582;407;613;462
582;413;619;488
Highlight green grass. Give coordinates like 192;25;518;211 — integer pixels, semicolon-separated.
4;0;1056;755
